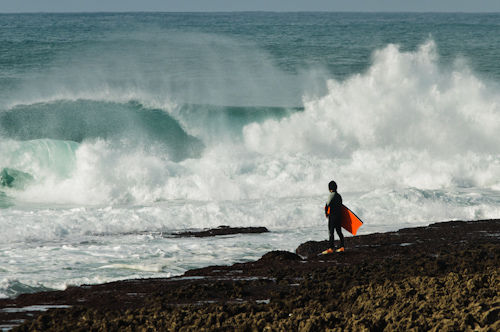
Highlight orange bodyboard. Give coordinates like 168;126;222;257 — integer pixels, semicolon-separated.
340;205;364;235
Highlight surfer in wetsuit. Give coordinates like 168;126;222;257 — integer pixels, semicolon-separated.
322;181;345;254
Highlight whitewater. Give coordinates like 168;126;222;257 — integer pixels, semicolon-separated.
1;12;500;298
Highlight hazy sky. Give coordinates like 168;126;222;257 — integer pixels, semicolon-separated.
1;0;500;13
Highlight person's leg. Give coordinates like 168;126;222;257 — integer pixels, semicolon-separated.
328;218;336;249
335;223;344;248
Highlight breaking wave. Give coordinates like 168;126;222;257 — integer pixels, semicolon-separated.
0;40;499;223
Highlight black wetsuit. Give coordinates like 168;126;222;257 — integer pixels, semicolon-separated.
326;191;344;249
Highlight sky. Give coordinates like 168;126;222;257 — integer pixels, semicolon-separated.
1;0;500;13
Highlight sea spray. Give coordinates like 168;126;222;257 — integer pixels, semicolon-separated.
3;31;307;111
243;41;500;191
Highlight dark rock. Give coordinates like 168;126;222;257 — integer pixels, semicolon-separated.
171;226;269;238
257;251;302;262
295;240;329;258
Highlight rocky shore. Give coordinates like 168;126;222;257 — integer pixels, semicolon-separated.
1;219;499;331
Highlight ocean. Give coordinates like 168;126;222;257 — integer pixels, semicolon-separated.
1;12;500;298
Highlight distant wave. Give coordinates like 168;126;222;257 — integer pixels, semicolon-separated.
0;100;204;162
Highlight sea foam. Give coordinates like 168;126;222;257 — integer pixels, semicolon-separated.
244;41;500;191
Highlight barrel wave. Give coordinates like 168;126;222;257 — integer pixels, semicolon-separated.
0;98;297;205
0;100;204;161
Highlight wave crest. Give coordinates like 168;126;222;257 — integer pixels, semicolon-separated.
244;40;500;157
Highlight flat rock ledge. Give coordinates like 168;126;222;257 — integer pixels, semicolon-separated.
170;226;269;238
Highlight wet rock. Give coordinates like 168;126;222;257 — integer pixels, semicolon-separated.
295;240;328;258
258;250;302;262
171;226;269;238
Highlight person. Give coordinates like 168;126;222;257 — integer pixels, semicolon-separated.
322;180;345;254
